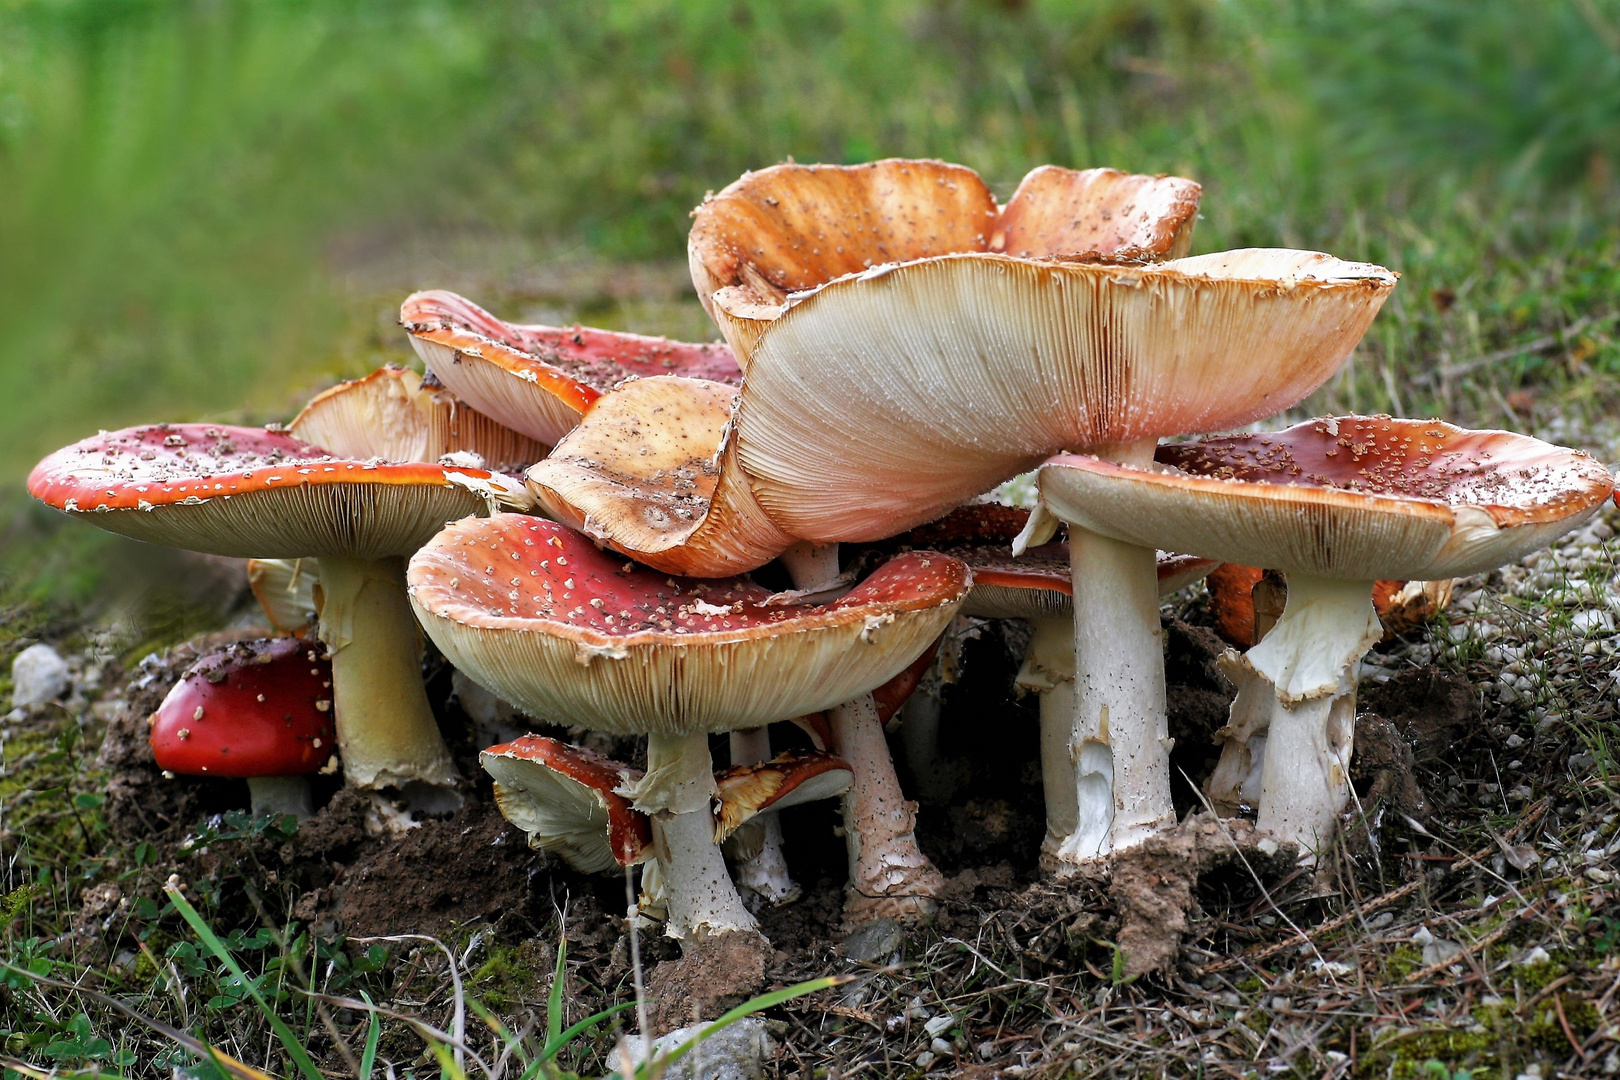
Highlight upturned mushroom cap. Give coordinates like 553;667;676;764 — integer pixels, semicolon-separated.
400;290;741;445
688;159;1201;360
290;365;548;472
1039;416;1615;581
713;750;854;842
479;735;652;873
882;504;1215;620
27;423;528;559
407;516;970;737
735;250;1399;543
526;375;794;576
149;638;334;777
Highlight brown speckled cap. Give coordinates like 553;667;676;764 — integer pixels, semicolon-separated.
1039;416;1615;581
407;516;970;737
27;423;526;559
689;159;1201;361
401;290;741;445
526;375;794;577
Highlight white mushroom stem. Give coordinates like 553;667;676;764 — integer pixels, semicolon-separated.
1014;615;1081;862
1204;662;1271;816
315;556;461;807
728;727;801;905
1240;574;1382;859
783;544;942;922
830;695;941;919
633;732;759;941
1056;438;1174;865
245;776;314;821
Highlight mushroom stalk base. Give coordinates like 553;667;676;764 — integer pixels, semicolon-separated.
1056;524;1173;868
315;556;460;805
1242;575;1381;859
783;545;943;926
246;776;314;821
728;728;801;905
1015;617;1081;866
831;695;944;927
643;732;759;943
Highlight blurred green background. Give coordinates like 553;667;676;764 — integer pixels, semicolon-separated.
3;0;1619;616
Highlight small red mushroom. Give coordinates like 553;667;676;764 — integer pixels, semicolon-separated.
149;638;336;820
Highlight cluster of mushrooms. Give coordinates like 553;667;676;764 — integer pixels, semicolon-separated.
27;159;1617;976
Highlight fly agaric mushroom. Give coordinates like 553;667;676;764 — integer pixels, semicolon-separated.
290;364;549;472
399;291;741;446
407;515;967;945
688;159;1202;362
480;735;653;873
734;247;1394;871
527;375;795;577
882;503;1214;862
28;423;529;806
1040;416;1614;855
150;638;335;819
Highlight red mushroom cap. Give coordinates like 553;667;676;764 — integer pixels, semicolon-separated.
480;735;652;870
400;290;741;445
27;423;520;559
149;638;335;778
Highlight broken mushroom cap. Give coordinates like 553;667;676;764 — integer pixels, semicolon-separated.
1039;416;1616;583
736;250;1398;543
400;290;741;446
26;423;529;559
480;735;653;874
526;375;795;576
713;750;854;842
289;364;549;473
406;515;971;736
688;159;1201;361
149;638;334;778
246;558;318;636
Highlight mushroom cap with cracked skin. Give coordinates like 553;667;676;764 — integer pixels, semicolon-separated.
27;423;526;560
880;503;1215;620
480;735;652;874
714;750;854;842
290;364;549;473
1039;416;1616;582
688;159;1201;361
400;290;741;446
407;515;970;737
149;638;335;778
526;375;794;577
735;249;1399;544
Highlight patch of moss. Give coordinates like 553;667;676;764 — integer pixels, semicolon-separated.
1360;1024;1500;1079
1385;944;1425;980
470;939;552;1011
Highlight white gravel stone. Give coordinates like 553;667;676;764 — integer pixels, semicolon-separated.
11;643;69;708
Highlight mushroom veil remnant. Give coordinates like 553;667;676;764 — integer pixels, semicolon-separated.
407;515;966;946
28;423;530;806
1041;416;1614;855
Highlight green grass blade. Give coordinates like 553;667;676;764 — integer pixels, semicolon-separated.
547;937;567;1049
359;991;381;1080
537;1000;634;1063
645;975;851;1077
164;886;325;1080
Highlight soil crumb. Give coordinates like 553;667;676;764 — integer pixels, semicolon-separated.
645;930;771;1034
336;800;540;938
1109;826;1197;979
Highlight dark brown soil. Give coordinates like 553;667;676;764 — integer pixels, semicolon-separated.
645;929;772;1033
